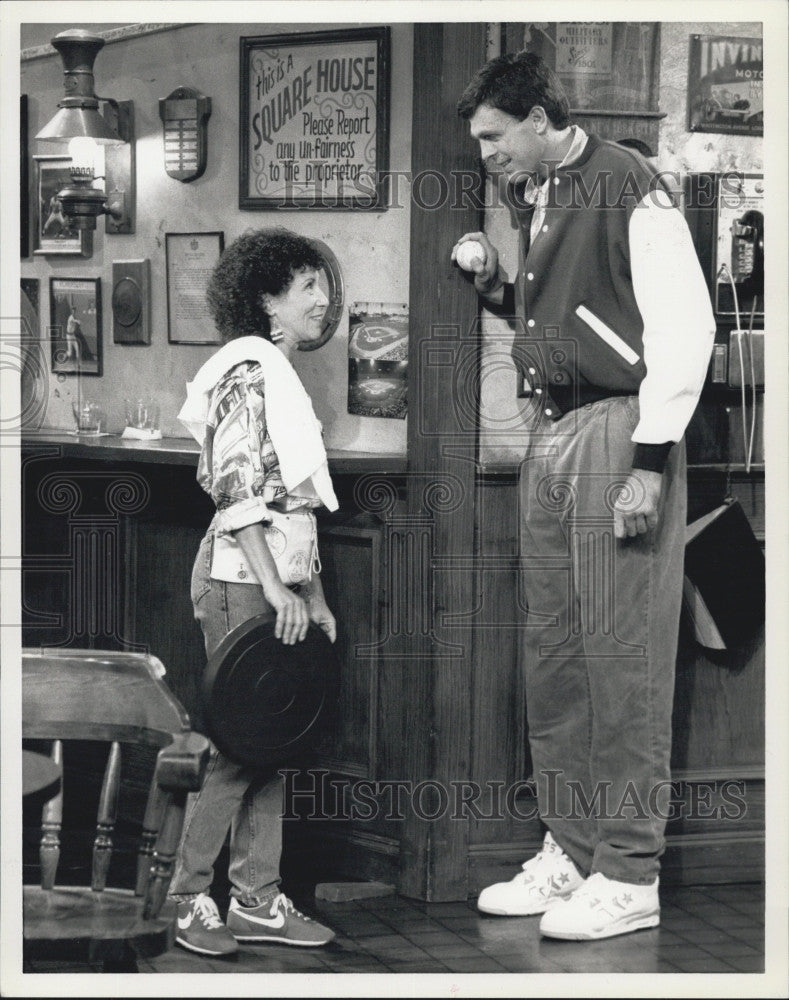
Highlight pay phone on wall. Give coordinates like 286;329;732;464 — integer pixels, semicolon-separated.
684;172;765;469
684;172;764;384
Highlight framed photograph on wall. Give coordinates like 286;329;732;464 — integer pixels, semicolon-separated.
687;34;763;136
49;277;102;376
239;27;391;210
166;232;224;344
348;302;408;419
34;156;93;257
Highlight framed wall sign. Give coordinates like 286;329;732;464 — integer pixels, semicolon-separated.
166;232;224;344
49;277;102;376
240;27;390;210
521;22;664;152
687;35;763;136
33;155;92;257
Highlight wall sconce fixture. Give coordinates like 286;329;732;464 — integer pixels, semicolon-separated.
36;29;135;234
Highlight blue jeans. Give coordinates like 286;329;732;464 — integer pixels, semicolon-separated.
519;396;686;885
169;530;282;907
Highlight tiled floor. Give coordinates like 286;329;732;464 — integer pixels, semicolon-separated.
28;881;764;975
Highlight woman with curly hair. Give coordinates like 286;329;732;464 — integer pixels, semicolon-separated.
171;228;338;956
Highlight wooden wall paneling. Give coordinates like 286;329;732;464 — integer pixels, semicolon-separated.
467;475;544;890
98;461;213;726
469;476;530;846
21;449;142;652
672;627;765;773
22;449;71;647
313;522;381;777
131;515;208;727
399;22;487;901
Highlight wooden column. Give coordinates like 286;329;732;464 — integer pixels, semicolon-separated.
399;23;487;900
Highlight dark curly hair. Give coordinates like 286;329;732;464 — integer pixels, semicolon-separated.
457;51;571;129
206;228;325;342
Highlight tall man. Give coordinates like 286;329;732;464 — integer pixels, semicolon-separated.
453;52;715;940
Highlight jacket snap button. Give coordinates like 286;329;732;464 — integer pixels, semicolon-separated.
238;569;247;579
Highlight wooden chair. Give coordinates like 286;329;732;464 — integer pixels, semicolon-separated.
23;648;210;971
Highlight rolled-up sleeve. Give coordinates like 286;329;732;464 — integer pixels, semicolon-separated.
200;365;273;535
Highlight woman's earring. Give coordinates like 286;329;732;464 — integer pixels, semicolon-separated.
267;304;284;343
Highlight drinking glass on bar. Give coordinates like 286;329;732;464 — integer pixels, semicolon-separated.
71;401;105;435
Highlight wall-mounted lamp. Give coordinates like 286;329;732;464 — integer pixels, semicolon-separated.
35;29;135;234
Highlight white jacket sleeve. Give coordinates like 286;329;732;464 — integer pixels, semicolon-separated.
629;188;716;444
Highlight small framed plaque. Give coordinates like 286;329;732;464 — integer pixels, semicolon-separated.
165;232;224;344
159;87;212;182
112;259;150;344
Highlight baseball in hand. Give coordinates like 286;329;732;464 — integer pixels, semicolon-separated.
456;240;486;271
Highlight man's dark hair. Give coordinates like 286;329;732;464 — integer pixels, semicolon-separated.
457;51;571;129
206;228;324;342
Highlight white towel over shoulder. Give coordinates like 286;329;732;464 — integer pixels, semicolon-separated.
177;335;338;511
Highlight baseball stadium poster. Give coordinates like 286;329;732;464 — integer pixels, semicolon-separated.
240;27;390;210
348;303;408;420
687;34;763;136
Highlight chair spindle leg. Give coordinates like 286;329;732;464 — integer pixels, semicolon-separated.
92;741;121;892
143;789;186;920
136;782;166;897
39;740;63;891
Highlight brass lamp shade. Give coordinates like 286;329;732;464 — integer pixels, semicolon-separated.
35;29;123;145
35;106;121;144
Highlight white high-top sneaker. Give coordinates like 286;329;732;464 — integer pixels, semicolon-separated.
477;831;585;916
539;871;660;939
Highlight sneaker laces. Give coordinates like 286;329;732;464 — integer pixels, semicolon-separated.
193;893;223;929
271;893;312;922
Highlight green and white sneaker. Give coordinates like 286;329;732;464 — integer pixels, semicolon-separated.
226;893;335;947
175;893;239;956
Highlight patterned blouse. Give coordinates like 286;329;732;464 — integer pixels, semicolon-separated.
197;361;321;537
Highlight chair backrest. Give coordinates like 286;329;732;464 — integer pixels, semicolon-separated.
23;648;208;916
23;648;190;745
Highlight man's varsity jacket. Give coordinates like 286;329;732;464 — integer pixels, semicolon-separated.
496;133;715;472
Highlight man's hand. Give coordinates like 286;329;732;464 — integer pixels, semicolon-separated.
613;469;664;539
451;232;501;298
